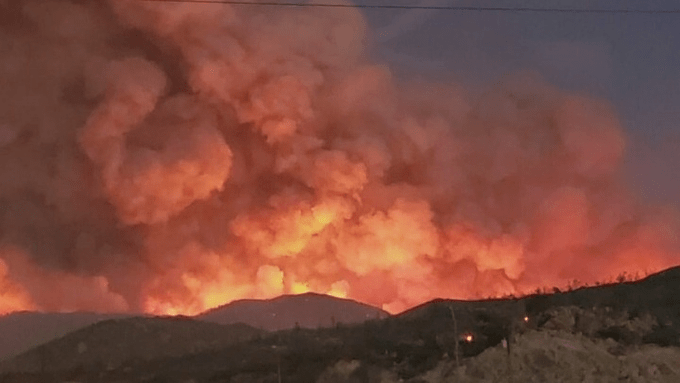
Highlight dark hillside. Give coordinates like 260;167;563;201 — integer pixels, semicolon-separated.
0;312;130;361
522;266;680;328
197;292;389;331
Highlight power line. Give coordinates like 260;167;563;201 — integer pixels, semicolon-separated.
139;0;680;14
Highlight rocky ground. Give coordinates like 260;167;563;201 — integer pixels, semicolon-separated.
441;329;680;383
319;306;680;383
317;330;680;383
317;306;680;383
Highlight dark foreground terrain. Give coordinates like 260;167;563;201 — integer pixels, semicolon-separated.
0;312;132;361
1;266;679;382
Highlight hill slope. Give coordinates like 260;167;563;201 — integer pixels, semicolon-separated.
0;316;262;374
197;292;389;331
2;267;679;382
0;312;130;362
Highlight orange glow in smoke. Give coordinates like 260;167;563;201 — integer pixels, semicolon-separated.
0;259;36;315
0;0;677;317
465;334;474;343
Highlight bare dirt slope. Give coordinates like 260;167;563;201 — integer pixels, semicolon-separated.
417;329;680;383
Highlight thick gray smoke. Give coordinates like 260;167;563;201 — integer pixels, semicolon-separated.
0;0;677;315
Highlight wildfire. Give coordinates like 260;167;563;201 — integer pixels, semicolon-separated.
0;259;36;315
0;0;677;316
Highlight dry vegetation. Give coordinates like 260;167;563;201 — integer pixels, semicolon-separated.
0;267;679;383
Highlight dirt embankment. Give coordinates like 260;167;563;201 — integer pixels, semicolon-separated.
317;305;680;383
421;329;680;383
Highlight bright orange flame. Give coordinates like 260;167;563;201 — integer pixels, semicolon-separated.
327;280;350;298
291;281;311;295
0;259;34;314
0;285;35;315
465;334;474;342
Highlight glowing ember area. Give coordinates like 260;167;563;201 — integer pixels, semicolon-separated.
0;0;678;316
0;258;35;315
465;334;474;343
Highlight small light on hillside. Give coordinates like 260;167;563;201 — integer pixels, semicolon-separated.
524;316;529;322
465;333;473;342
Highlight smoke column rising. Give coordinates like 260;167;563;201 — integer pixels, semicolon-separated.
0;0;678;315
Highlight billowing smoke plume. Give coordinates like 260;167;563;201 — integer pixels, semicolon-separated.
0;0;678;315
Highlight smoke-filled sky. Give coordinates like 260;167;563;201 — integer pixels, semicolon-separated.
0;0;678;316
364;0;680;206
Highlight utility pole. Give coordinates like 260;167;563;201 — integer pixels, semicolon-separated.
507;316;515;383
447;305;460;369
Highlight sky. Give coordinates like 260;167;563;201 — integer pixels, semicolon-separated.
357;0;680;207
0;0;679;315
